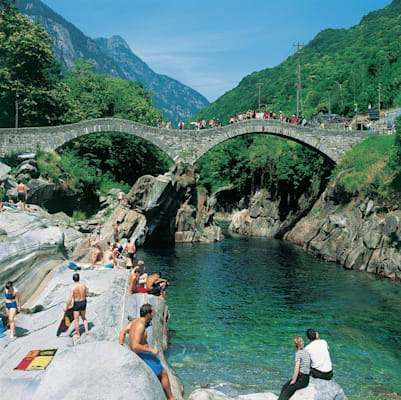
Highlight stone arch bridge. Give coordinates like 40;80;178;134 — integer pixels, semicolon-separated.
0;118;374;164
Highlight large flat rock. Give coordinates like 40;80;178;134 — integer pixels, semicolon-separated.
0;265;183;399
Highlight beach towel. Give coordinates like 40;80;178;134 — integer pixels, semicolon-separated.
15;348;58;370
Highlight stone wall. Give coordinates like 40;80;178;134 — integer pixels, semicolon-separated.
0;118;374;164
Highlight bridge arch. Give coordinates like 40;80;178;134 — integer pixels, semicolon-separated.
0;118;373;164
193;129;338;165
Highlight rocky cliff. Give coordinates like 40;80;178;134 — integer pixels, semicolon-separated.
15;0;209;125
285;173;401;280
0;208;83;308
215;182;323;239
72;162;223;259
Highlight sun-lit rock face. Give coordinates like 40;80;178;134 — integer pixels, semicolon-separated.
0;266;183;399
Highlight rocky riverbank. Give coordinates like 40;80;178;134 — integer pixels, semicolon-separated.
284;172;401;280
214;170;401;282
0;264;184;399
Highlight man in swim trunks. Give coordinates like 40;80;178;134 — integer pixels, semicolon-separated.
114;221;121;242
64;273;90;338
4;281;21;338
146;272;169;301
128;268;147;295
124;239;136;264
129;304;176;400
16;181;27;210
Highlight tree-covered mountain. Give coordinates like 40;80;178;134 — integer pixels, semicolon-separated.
14;0;209;125
193;0;401;124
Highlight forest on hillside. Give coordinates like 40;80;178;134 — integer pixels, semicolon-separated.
193;0;401;124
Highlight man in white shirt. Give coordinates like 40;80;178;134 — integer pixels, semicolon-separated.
305;328;333;380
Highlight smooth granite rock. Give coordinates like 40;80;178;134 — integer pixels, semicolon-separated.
188;378;346;400
0;265;183;399
0;209;83;306
0;160;11;181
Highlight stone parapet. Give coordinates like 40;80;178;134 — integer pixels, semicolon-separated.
0;118;374;164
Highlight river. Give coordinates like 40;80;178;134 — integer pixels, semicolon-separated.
137;234;401;398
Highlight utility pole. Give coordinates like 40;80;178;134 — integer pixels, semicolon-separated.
256;82;263;111
378;82;382;114
15;88;19;129
328;90;331;114
293;42;304;119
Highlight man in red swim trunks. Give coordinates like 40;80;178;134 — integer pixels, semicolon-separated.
128;268;147;295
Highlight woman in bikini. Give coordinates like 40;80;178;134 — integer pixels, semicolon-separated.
4;281;21;338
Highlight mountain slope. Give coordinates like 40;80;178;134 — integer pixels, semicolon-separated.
15;0;209;124
193;0;401;123
94;36;209;123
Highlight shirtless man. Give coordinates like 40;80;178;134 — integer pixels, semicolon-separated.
90;242;103;267
128;269;141;295
128;304;176;400
124;239;136;264
64;273;89;338
117;190;124;206
114;221;121;242
16;181;27;210
137;260;148;290
146;272;169;301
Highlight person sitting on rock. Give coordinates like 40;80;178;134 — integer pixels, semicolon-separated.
146;272;169;301
128;268;146;295
103;243;117;268
129;304;177;400
278;336;311;400
305;328;333;380
90;242;103;268
137;260;148;289
64;273;90;339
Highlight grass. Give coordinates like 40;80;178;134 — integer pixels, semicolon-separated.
333;134;395;198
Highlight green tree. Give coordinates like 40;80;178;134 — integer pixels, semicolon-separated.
65;59;162;125
0;3;72;127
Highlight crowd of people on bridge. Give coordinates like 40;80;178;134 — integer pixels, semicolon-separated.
155;109;309;131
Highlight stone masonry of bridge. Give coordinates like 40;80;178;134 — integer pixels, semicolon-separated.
0;118;374;164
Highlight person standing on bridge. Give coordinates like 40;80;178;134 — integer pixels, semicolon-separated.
178;120;184;130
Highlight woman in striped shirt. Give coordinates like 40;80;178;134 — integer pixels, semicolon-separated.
278;336;311;400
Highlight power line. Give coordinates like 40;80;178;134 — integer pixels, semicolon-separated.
293;42;304;118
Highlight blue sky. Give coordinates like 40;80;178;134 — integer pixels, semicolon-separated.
43;0;391;102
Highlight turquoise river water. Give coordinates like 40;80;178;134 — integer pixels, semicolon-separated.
137;234;401;398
